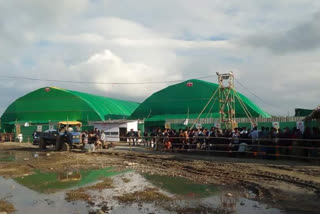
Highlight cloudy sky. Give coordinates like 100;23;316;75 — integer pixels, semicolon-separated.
0;0;320;116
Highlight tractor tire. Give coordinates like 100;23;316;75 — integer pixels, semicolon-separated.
62;143;70;152
55;137;62;151
39;138;46;150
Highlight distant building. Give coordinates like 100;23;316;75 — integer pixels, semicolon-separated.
90;120;139;142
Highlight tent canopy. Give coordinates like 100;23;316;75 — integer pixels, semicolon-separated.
295;108;313;117
130;79;270;121
1;87;139;125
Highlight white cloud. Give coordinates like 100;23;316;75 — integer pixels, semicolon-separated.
69;49;182;98
0;0;320;116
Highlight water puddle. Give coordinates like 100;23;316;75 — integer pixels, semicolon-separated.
90;172;283;214
0;176;89;214
143;174;217;198
0;151;33;162
0;169;286;214
0;152;16;162
14;167;127;193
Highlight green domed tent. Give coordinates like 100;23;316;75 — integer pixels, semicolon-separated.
130;79;270;128
1;87;139;126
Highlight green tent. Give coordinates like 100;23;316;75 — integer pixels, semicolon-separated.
1;87;139;125
130;79;270;121
295;108;313;117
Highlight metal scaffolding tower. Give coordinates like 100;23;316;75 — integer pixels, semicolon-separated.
192;71;253;130
217;72;236;129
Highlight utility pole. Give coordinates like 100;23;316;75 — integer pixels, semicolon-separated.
216;72;236;129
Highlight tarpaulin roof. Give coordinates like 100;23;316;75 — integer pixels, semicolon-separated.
295;108;313;117
130;79;270;121
1;87;139;125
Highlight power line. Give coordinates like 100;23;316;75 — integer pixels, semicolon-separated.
0;74;217;85
234;78;282;114
235;78;266;103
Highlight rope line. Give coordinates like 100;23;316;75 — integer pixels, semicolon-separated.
190;88;219;129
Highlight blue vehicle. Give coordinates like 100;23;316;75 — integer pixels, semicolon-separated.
55;121;82;151
39;121;82;151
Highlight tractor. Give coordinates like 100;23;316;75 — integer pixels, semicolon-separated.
39;121;82;152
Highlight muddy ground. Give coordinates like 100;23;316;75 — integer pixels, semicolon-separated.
1;142;320;213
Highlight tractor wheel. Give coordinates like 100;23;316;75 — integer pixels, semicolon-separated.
55;137;62;151
62;143;70;152
39;138;46;150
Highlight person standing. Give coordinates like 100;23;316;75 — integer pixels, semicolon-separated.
249;127;259;144
82;131;89;145
231;128;240;152
249;126;259;153
95;130;102;149
154;128;162;151
100;130;106;148
128;129;135;146
137;129;141;145
143;131;148;146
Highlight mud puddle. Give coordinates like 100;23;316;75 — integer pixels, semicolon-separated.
0;168;286;214
14;167;126;193
94;172;283;214
142;174;218;198
0;151;32;162
0;152;15;162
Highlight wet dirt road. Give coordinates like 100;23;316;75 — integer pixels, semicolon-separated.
1;142;320;213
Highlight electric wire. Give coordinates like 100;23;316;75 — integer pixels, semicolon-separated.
190;87;219;129
0;74;217;85
234;78;282;114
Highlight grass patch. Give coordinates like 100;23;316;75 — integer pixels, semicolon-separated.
0;200;16;213
122;177;131;183
84;178;114;190
115;188;171;203
65;189;91;202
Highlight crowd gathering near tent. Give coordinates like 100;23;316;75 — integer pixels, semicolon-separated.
122;126;320;159
1;80;320;161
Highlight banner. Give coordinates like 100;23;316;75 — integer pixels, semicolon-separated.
165;123;171;129
196;124;202;129
296;121;305;133
183;119;189;126
272;122;280;129
214;123;221;129
37;125;42;132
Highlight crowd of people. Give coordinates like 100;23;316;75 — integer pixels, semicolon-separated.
33;124;320;158
81;128;113;151
126;126;320;159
